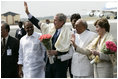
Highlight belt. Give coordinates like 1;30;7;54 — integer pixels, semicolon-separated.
56;51;68;56
54;51;68;61
47;51;69;62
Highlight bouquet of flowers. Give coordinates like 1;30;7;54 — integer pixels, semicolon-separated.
90;41;117;64
101;41;117;54
39;34;52;50
39;34;55;64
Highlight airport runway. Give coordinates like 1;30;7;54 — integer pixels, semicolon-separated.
9;19;117;78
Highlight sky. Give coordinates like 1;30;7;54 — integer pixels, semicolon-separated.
1;0;117;18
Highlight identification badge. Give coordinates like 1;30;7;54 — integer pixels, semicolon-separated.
7;49;12;56
18;31;22;35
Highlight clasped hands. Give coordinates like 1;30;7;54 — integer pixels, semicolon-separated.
91;50;100;56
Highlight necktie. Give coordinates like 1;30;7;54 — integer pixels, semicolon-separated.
3;38;6;47
53;30;58;43
2;38;6;56
52;30;59;49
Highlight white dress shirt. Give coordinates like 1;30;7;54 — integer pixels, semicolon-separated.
71;30;97;77
18;32;45;78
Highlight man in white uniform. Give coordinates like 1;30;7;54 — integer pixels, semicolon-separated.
71;19;97;78
18;21;45;78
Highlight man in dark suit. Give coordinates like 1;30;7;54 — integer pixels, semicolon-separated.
15;21;26;40
1;23;19;78
24;2;72;78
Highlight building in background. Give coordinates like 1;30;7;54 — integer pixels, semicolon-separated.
1;11;20;25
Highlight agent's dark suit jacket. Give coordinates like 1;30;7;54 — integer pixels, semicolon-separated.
1;36;19;78
15;28;26;40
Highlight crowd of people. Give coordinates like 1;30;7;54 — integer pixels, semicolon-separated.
1;2;117;78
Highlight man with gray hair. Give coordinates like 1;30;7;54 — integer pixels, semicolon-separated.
24;2;72;78
71;19;97;78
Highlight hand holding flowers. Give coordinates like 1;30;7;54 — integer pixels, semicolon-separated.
47;50;57;56
90;41;117;64
39;34;55;64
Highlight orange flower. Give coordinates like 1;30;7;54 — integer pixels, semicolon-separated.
39;34;52;50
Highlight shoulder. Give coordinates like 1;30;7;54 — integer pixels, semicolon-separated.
34;32;42;35
20;35;26;41
61;24;72;33
64;23;72;29
106;33;115;41
33;32;42;38
87;31;97;36
85;31;97;40
21;28;25;30
9;36;18;42
63;24;70;29
9;36;17;40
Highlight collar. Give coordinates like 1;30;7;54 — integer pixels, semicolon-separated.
57;28;61;32
26;32;35;38
2;35;9;44
56;28;61;35
2;35;9;40
19;27;23;30
71;28;76;34
79;30;88;38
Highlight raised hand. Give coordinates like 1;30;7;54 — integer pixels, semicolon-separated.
71;34;77;48
71;34;75;44
24;1;30;14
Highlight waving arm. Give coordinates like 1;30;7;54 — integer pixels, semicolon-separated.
24;1;40;29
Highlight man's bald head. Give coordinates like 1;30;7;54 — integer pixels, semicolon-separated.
24;21;34;36
24;21;33;28
75;19;88;29
75;19;88;34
